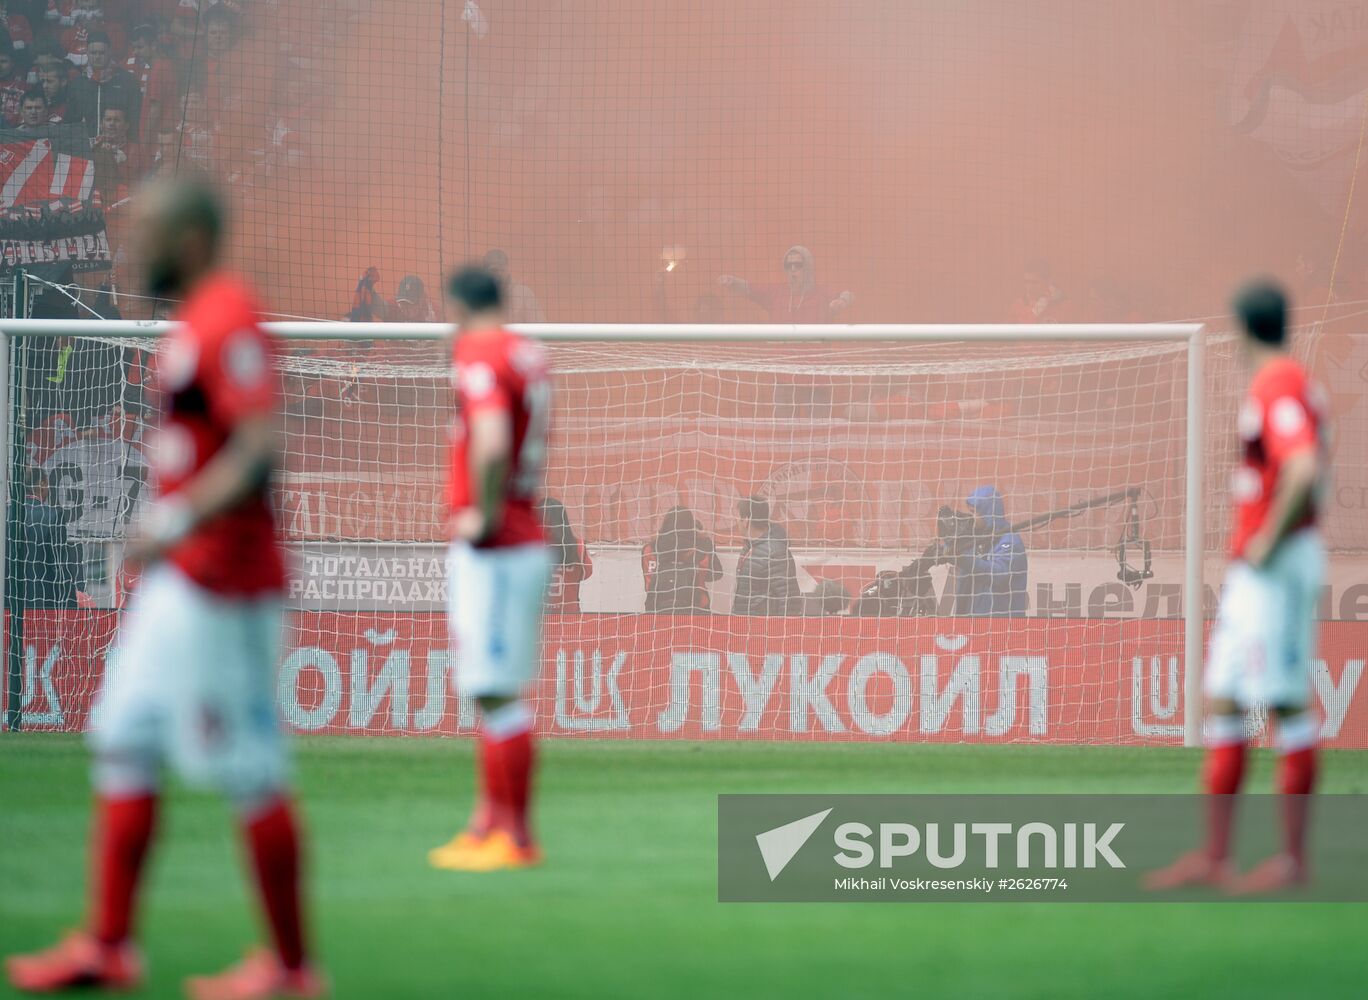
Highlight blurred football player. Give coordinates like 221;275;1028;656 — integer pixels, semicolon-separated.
1146;280;1328;894
5;178;324;998
429;265;551;872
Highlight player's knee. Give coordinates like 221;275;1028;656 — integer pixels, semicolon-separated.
480;698;534;739
1273;707;1318;753
1206;697;1240;718
476;694;514;714
229;783;291;819
92;752;160;797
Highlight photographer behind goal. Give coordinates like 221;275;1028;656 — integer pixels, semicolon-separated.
936;485;1028;617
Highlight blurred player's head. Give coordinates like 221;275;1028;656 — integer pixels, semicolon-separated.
447;265;504;328
134;177;224;298
1233;279;1288;352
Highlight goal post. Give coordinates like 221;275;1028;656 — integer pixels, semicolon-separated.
0;319;1206;746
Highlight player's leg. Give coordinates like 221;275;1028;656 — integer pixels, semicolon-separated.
432;543;550;872
1230;532;1325;893
476;692;538;854
1145;564;1262;889
4;568;182;992
167;593;323;1000
429;541;498;861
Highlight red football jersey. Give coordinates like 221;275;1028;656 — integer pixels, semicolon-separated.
155;273;286;595
448;328;549;548
1229;356;1326;559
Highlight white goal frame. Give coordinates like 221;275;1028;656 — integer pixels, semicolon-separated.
0;320;1206;745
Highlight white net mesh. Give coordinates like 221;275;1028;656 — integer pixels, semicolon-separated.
5;323;1218;744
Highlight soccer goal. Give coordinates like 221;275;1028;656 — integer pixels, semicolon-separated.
0;320;1207;746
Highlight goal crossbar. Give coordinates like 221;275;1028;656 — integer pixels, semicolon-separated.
0;320;1203;343
0;320;1206;746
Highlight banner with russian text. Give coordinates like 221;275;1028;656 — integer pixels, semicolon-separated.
6;613;1366;747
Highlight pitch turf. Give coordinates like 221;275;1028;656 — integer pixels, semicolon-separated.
2;736;1365;999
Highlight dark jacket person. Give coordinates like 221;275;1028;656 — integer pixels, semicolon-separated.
950;485;1027;617
13;469;79;608
643;506;722;613
731;495;800;615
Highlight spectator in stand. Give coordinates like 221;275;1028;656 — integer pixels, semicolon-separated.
347;266;387;321
260;74;321;178
0;42;29;125
174;89;217;172
59;1;124;71
484;249;546;323
29;41;66;85
45;0;77;27
124;22;176;141
200;4;236;116
146;128;178;179
0;44;26;125
719;246;853;323
732;495;801;616
71;29;140;134
0;2;33;52
541;498;592;613
89;105;145;205
1009;258;1067;323
394;275;438;322
39;60;73;123
642;506;722;613
17;88;47;130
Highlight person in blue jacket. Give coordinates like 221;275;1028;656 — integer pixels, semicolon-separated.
949;485;1028;616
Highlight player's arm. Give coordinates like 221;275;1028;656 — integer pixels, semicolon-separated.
1244;446;1320;568
129;412;277;565
453;408;513;545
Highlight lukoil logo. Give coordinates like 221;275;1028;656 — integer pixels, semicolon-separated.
755;810;1126;879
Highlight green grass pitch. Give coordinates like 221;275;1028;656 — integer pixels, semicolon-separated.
3;736;1366;998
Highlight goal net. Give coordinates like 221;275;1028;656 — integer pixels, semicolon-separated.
3;321;1220;746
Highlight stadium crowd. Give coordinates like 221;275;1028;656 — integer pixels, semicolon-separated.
2;0;319;314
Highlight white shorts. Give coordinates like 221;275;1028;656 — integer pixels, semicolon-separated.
89;564;287;798
1205;530;1325;710
448;542;551;698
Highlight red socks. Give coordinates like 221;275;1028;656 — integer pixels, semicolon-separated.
1202;741;1247;864
1200;710;1319;870
91;793;158;946
494;729;535;848
1279;746;1317;794
244;797;308;972
478;704;537;848
1278;746;1317;867
473;733;504;837
87;791;308;970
